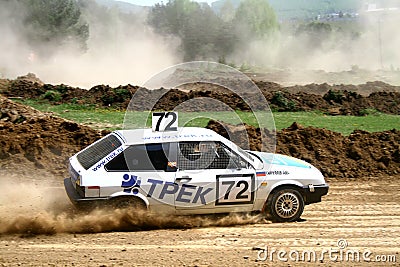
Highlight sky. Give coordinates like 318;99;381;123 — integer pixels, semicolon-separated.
119;0;215;6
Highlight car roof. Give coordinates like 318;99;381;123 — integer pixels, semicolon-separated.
114;127;226;145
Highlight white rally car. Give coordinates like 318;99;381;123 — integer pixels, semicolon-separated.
64;121;328;222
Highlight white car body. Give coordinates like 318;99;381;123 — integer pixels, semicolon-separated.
64;127;328;222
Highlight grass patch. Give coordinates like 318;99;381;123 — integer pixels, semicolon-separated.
273;111;399;135
16;100;125;130
16;100;399;135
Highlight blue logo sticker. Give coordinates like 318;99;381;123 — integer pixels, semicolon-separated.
121;174;141;194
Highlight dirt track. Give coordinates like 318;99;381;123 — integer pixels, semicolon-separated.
0;177;399;266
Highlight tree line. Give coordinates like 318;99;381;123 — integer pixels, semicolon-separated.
1;0;356;64
147;0;278;61
1;0;279;62
0;0;89;56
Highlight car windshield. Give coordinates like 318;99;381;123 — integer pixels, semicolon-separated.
237;146;254;162
235;145;264;169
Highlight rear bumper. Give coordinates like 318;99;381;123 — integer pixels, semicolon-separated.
64;178;108;208
301;184;329;204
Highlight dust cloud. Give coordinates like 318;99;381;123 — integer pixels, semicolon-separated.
0;177;262;236
0;2;179;88
229;8;400;75
34;30;179;88
2;2;399;88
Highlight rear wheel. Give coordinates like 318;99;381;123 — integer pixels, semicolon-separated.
110;197;147;211
264;187;304;222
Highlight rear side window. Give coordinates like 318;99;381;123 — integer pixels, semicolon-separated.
105;143;173;171
77;134;122;170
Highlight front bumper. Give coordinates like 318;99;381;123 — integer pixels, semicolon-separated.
64;178;107;208
301;184;329;204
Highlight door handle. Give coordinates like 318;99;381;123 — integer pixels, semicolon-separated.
176;176;192;181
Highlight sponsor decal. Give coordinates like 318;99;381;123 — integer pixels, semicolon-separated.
146;178;212;205
92;147;124;171
121;174;141;194
142;134;214;141
266;170;289;175
257;170;289;176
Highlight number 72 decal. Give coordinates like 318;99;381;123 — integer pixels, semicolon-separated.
152;112;178;132
215;174;255;205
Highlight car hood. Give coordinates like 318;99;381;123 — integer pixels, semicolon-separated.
250;152;313;170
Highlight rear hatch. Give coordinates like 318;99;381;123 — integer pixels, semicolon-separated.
69;133;124;196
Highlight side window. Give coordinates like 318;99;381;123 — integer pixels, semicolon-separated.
105;143;174;171
178;141;249;170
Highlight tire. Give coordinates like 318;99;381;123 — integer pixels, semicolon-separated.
110;197;147;211
264;187;304;222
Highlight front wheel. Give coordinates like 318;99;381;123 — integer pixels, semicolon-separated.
264;188;304;222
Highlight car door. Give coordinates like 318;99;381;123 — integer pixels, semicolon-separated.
104;142;177;214
173;141;256;214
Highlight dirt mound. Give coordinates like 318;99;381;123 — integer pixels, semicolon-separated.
152;88;252;112
16;73;44;85
0;96;106;179
3;76;400;115
278;81;400;95
5;79;139;108
0;79;10;94
0;96;398;179
207;120;400;178
154;86;400;114
251;68;400;87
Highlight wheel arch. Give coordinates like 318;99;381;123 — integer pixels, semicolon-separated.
109;192;149;208
263;181;305;214
268;180;304;197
